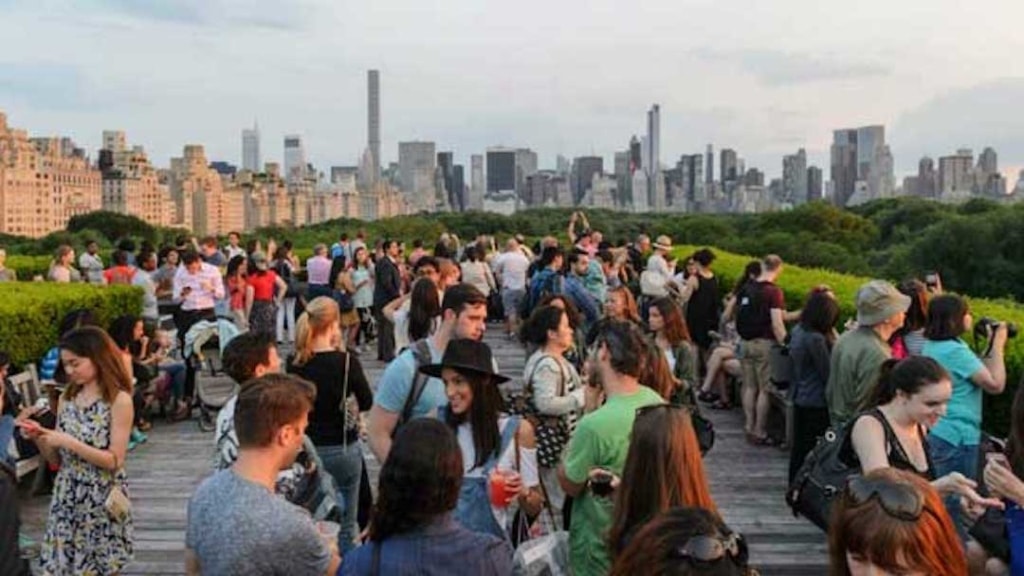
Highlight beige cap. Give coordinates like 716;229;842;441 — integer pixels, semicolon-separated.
856;280;911;326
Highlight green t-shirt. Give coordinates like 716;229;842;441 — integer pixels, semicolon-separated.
563;386;665;576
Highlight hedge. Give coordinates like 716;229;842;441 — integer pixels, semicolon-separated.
676;245;1024;436
0;283;142;367
6;255;55;281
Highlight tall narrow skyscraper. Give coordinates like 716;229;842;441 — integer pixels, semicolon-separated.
242;121;260;172
367;70;381;184
705;144;714;186
645;105;661;210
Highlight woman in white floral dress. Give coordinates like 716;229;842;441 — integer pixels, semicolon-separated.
21;326;134;575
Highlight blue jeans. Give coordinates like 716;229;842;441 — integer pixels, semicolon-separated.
160;363;187;400
0;415;15;469
928;435;979;541
317;442;363;554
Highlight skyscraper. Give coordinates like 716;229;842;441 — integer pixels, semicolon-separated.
917;157;937;198
938;151;974;199
367;70;381;184
514;148;538;202
470;154;484;210
283;135;306;183
720;148;738;183
572;156;603;204
486;148;517;195
705;144;714;187
437;151;456;210
645;105;661;210
398;141;436;212
242;122;260;172
829;125;893;206
807;166;824;201
782;148;808;204
452;165;466;211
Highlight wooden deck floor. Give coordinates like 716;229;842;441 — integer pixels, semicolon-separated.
18;327;826;574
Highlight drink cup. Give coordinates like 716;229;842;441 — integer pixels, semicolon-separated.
489;469;520;508
502;470;522;503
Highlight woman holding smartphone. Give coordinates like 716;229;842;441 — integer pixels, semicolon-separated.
20;327;134;574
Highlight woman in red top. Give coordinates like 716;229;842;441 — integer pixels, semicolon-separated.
245;252;287;338
225;255;248;330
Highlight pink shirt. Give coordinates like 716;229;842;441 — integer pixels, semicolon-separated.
172;262;225;311
306;255;332;285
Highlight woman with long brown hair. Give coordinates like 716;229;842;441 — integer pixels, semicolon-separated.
647;296;698;406
610;507;754;576
21;326;134;574
605;285;641;325
341;419;513;575
287;296;372;553
607;404;717;557
829;467;966;576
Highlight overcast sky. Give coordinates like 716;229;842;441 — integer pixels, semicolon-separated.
2;0;1023;182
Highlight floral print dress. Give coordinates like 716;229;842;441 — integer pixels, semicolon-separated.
42;399;133;575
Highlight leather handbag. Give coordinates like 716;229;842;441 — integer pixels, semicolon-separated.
104;453;131;523
785;420;857;531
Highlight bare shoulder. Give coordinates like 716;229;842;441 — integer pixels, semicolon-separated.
516;417;537;447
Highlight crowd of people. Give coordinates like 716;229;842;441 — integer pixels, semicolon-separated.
1;211;1023;575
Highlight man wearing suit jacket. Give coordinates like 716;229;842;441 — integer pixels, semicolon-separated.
373;239;403;362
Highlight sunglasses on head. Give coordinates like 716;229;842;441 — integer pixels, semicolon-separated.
636;403;687;418
671;532;747;566
844;476;924;521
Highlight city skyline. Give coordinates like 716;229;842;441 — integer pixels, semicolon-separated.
2;1;1023;183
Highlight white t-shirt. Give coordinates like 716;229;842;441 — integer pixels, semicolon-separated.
456;415;539;529
493;251;531;292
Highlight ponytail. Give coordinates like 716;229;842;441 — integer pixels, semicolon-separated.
292;296;339;366
293;311;314;366
861;356;949;410
863;359;901;409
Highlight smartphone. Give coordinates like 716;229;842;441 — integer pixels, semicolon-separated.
924;272;938;287
16;419;42;434
987;453;1010;469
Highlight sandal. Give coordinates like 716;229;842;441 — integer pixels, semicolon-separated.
709;399;733;410
697;390;720;403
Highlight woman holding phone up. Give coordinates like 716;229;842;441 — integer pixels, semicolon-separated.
20;327;134;574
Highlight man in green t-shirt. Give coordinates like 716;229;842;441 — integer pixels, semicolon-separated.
558;320;664;576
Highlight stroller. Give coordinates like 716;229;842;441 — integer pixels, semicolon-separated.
183;318;241;432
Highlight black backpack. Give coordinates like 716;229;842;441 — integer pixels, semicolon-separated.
735;282;771;341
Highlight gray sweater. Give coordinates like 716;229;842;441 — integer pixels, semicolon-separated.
789;325;831;408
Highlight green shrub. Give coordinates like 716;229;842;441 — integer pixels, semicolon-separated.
676;245;1024;436
0;283;142;367
6;255;54;281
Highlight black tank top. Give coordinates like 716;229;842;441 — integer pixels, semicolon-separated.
843;408;935;481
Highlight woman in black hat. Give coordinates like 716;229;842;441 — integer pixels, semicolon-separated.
421;339;545;541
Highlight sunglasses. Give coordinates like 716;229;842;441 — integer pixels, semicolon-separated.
671;532;747;565
844;476;924;521
636;403;687;418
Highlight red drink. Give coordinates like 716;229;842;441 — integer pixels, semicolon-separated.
489;470;521;508
489;471;508;508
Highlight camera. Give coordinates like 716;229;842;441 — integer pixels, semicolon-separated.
975;317;1019;340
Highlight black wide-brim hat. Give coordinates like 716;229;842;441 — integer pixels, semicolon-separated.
418;338;510;384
